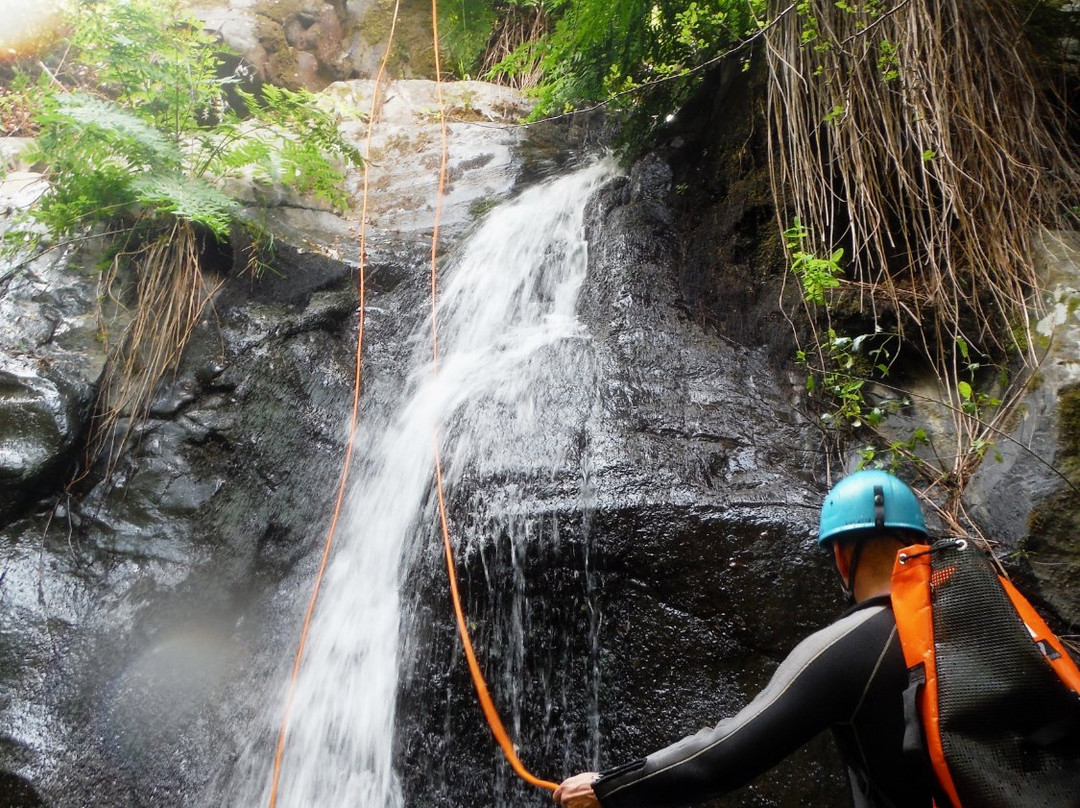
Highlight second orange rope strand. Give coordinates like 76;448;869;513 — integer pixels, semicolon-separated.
427;0;558;792
266;2;402;804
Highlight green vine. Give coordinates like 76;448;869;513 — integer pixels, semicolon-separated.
787;219;1013;516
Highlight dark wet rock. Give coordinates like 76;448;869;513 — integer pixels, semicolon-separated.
0;246;105;521
397;140;841;808
0;361;82;511
0;248;406;806
0;771;46;807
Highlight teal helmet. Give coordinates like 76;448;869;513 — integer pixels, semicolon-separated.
818;469;927;546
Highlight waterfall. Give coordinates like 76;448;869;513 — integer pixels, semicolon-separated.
229;158;618;807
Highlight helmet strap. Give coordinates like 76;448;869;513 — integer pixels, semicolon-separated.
838;483;883;604
839;539;867;604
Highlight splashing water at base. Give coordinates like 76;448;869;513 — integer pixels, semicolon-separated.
227;159;618;808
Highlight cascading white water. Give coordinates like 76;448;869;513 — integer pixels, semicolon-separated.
233;159;617;808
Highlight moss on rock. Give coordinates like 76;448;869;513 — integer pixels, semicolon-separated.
357;0;437;78
1023;384;1080;626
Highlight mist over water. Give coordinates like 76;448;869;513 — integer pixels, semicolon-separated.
224;159;617;807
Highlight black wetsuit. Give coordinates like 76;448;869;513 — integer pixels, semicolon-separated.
593;596;934;808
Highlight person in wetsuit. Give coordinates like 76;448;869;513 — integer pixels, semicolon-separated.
554;469;934;808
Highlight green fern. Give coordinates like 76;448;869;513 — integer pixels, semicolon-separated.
1;0;365;481
43;93;181;167
130;174;236;241
11;0;364;245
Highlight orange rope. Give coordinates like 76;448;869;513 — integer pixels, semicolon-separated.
433;442;560;791
427;0;558;792
268;0;555;796
266;2;402;805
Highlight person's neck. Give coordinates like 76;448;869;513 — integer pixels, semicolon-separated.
853;575;892;603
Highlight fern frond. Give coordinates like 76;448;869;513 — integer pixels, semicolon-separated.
43;92;182;168
130;172;237;240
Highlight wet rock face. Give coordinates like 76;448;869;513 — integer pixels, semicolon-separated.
0;773;45;807
0;247;104;521
0;360;83;514
965;232;1080;627
1023;384;1080;625
0;267;367;808
397;157;846;808
0;204;446;804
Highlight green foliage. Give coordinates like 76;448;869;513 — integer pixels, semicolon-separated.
785;218;843;306
954;338;1002;421
25;91;239;239
877;39;899;81
440;0;503;77
10;0;361;246
857;428;928;473
480;0;765;121
797;328;894;430
789;224;1008;488
787;219;917;467
225;85;363;211
1;0;363;479
65;0;225;135
797;0;888;50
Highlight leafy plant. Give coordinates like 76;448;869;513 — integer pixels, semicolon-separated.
465;0;765;128
785;218;842;306
857;428;928;474
788;220;894;433
4;0;362;477
28;91;237;239
797;328;894;430
440;0;505;78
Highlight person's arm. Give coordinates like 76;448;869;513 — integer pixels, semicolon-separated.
557;602;892;808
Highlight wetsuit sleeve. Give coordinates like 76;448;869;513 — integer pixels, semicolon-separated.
592;604;892;808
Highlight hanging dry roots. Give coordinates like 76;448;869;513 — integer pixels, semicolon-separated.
482;2;550;89
765;0;1079;363
89;219;222;477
